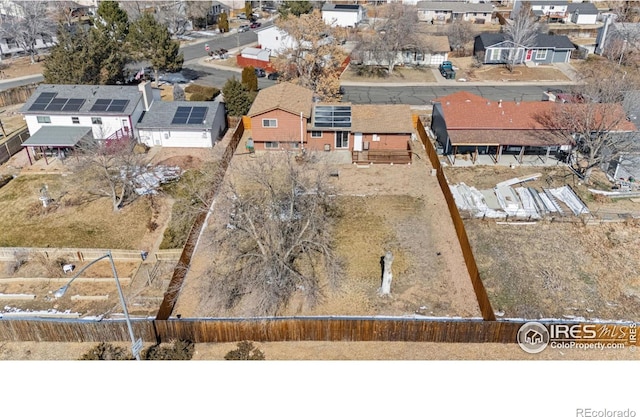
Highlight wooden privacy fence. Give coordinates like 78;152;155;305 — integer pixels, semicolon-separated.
0;83;39;107
0;317;523;344
0;127;29;165
0;247;182;262
416;120;496;321
155;118;245;320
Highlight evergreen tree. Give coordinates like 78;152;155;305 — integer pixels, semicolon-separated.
241;66;258;92
128;14;184;83
93;0;129;42
222;77;255;117
218;11;229;33
278;1;313;18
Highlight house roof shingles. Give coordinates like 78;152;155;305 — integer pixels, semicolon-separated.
567;2;598;14
476;32;575;50
247;82;314;118
351;105;413;134
136;101;224;130
20;84;142;115
435;91;636;147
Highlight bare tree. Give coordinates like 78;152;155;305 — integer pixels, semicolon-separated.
154;0;190;36
537;67;640;184
0;1;55;64
354;3;423;74
74;137;149;211
503;3;540;71
273;10;346;100
446;19;477;56
204;152;343;316
611;1;640;23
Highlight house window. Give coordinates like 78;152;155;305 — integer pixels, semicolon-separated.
311;131;322;138
37;116;51;123
262;119;277;128
490;48;501;61
335;131;349;148
373;134;380;142
265;141;279;149
91;117;102;125
535;49;548;60
71;117;79;124
416;52;423;62
289;142;300;149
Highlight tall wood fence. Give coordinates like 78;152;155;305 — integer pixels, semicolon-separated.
0;317;523;344
155;118;245;320
0;83;39;107
416;120;496;321
0;127;29;165
0;247;181;262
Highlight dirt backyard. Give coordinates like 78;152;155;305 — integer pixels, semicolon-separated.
444;165;640;322
174;134;481;319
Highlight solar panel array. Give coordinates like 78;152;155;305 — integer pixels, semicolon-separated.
313;105;351;129
29;93;86;112
90;99;130;113
171;106;208;125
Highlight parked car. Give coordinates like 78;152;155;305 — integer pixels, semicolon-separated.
238;24;250;32
267;72;280;80
250;22;261;29
255;68;266;78
238;12;247;19
439;61;456;80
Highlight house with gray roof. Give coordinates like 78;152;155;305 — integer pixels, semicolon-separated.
19;82;226;164
567;2;598;25
474;32;575;64
136;101;226;148
416;1;494;25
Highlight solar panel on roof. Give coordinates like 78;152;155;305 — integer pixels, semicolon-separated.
172;106;208;124
62;98;85;111
29;103;48;111
46;98;68;111
107;99;129;112
313;105;351;129
29;92;57;111
91;99;111;112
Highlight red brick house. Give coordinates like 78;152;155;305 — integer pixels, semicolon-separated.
247;83;414;163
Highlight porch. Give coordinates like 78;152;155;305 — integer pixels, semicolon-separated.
445;145;568;167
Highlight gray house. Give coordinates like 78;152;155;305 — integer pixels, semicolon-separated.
136;101;227;148
474;32;575;64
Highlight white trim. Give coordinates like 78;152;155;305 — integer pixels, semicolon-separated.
535;49;548;60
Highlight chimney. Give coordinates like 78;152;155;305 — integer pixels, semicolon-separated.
138;81;153;111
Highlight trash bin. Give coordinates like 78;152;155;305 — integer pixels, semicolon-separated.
246;137;255;153
140;250;148;261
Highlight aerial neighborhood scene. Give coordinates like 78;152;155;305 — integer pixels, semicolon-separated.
1;0;640;365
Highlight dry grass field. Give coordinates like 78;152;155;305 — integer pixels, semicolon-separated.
174;137;481;319
443;165;640;322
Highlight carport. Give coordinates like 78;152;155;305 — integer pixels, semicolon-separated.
21;126;93;165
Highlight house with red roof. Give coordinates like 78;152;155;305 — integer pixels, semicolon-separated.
431;91;638;166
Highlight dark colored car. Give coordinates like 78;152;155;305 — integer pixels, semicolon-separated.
267;72;279;80
250;22;261;29
255;68;266;78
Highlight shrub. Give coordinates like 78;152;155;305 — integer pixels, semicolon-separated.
144;339;195;360
185;84;220;101
188;92;207;101
224;341;265;360
80;342;133;360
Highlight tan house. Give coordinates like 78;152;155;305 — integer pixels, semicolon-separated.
247;83;414;163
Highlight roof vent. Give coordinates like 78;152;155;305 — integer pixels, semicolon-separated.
486;101;490;105
446;101;450;105
498;99;502;108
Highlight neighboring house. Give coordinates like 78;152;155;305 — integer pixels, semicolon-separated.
356;35;450;67
474;32;575;64
430;91;572;164
431;91;637;165
255;25;297;57
416;1;494;25
0;27;56;58
595;20;640;57
567;2;598;25
19;82;226;164
512;0;569;23
321;3;364;27
137;101;227;148
246;82;414;163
